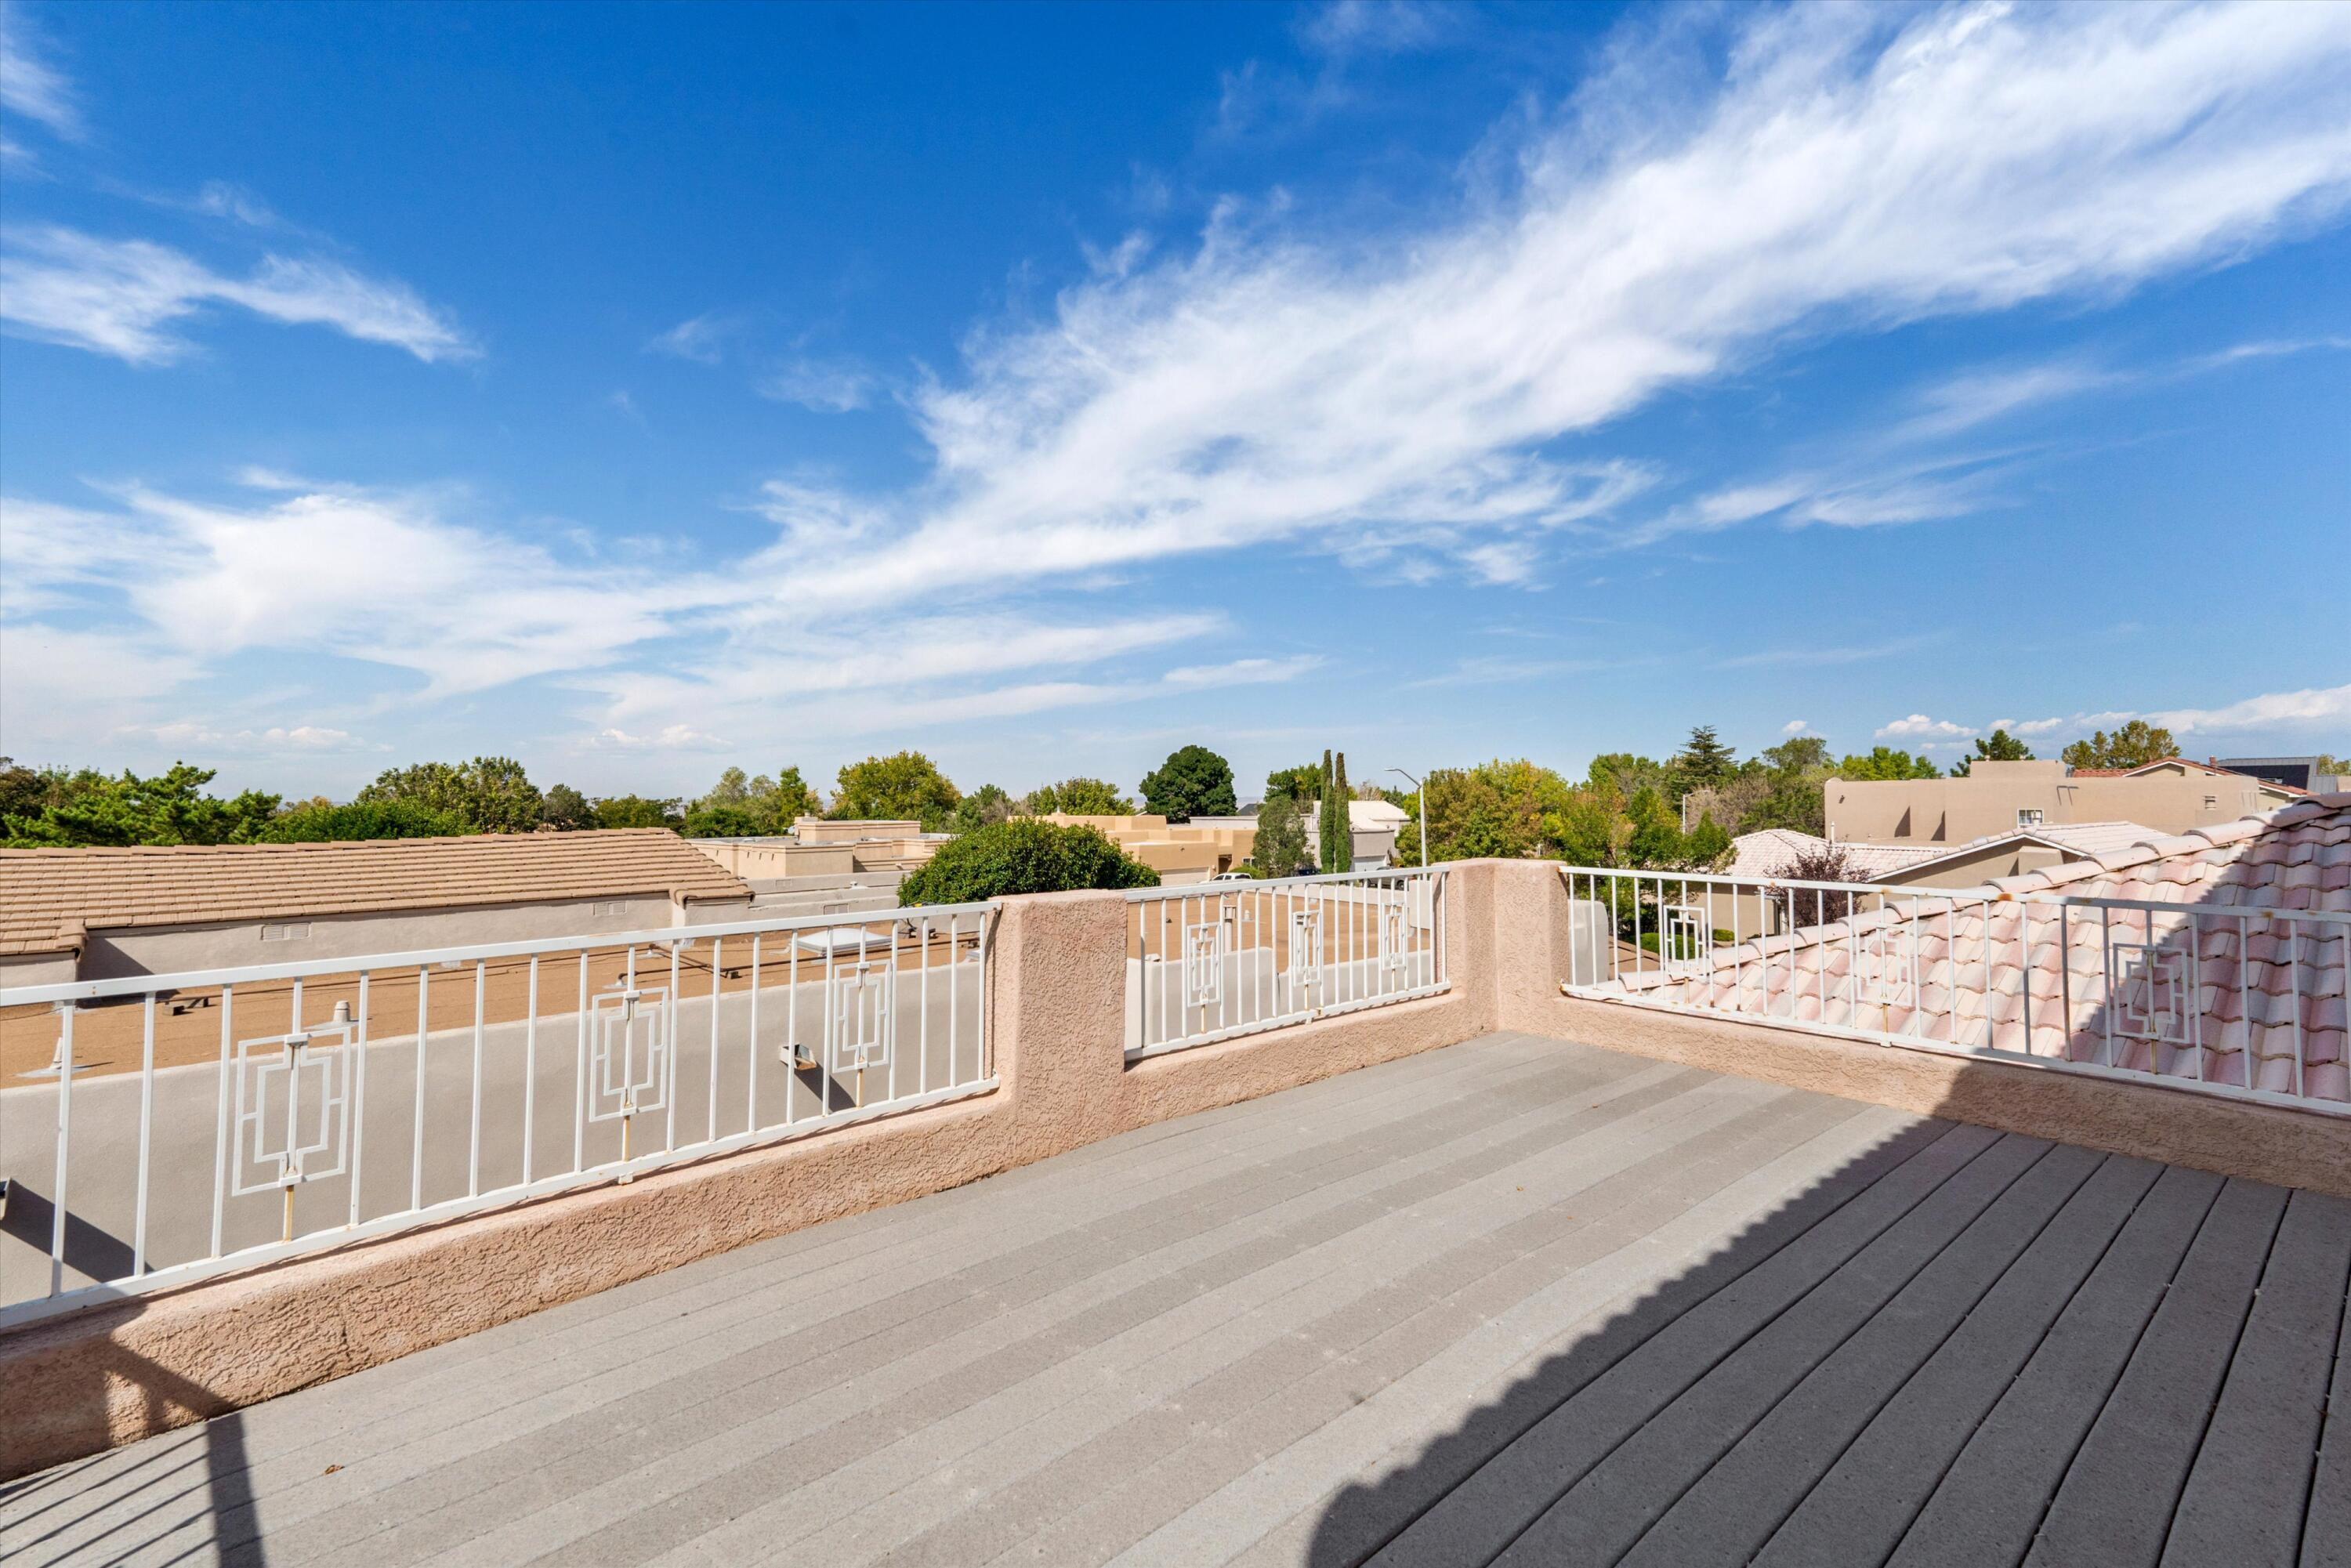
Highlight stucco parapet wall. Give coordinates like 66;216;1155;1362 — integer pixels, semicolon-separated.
0;864;1506;1479
1523;993;2350;1200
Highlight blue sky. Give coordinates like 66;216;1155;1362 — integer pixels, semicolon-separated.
2;0;2346;802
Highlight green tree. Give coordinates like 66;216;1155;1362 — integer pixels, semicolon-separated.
1264;763;1322;805
3;763;281;847
1951;728;2036;777
1027;777;1136;816
770;766;821;824
1683;811;1733;870
261;799;465;842
1737;735;1835;835
1396;759;1578;864
1250;792;1311;877
1586;752;1667;799
2317;753;2349;780
830;751;962;830
1625;788;1686;867
1835;747;1943;781
357;756;544;834
690;766;806;835
2061;720;2178;771
951;784;1016;834
1139;744;1237;822
696;766;758;809
1319;751;1353;873
1666;725;1739;805
683;803;766;838
1547;789;1622;866
593;794;683;830
0;758;68;825
898;818;1158;904
540;783;595;831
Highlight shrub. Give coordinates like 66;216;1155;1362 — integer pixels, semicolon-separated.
898;818;1159;905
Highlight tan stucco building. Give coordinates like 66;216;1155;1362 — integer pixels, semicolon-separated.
1824;759;2303;846
0;830;755;987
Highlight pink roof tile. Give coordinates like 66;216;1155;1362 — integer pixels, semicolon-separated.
1578;795;2351;1106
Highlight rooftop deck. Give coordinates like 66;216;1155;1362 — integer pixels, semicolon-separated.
5;1030;2346;1567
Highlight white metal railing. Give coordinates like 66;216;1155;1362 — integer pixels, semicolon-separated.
1126;867;1449;1060
0;903;995;1329
1556;866;2350;1117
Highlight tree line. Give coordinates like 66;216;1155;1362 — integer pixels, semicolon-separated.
0;744;1244;849
8;720;2326;854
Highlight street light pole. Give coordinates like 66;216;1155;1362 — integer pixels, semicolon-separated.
1386;767;1426;867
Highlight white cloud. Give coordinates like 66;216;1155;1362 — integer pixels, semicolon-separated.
4;477;665;697
585;725;730;753
116;722;368;754
9;4;2351;772
1994;715;2067;736
646;313;732;364
1878;714;1976;740
1298;1;1451;60
0;228;475;364
1781;719;1811;736
0;9;80;144
758;358;878;413
2148;683;2351;736
737;2;2351;606
1723;636;1939;670
1892;360;2119;443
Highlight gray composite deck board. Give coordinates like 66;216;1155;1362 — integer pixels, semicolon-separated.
2165;1191;2351;1568
4;1030;2344;1568
1749;1151;2166;1567
2025;1177;2291;1568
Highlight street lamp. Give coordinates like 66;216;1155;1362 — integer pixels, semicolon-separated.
1386;767;1427;868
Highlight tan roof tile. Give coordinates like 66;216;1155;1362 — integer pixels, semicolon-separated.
0;830;751;955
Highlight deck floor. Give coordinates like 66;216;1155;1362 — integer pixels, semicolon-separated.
4;1030;2346;1566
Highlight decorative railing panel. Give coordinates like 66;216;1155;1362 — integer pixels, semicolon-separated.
0;903;994;1328
1126;867;1449;1059
1557;866;2347;1115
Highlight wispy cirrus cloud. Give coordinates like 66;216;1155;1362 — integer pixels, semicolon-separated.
0;226;476;364
9;3;2351;772
757;357;878;413
0;7;81;153
746;1;2351;606
646;311;734;364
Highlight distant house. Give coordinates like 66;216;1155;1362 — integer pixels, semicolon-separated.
1305;798;1407;871
0;829;753;987
1825;759;2302;846
1732;820;2174;891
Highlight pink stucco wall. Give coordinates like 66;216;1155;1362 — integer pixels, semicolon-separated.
4;856;2342;1479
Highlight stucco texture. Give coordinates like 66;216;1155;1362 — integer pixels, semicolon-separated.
6;853;2346;1481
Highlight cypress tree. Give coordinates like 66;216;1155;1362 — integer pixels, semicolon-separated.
1316;750;1349;874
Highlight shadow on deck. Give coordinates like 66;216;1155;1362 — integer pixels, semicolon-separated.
2;1032;2346;1568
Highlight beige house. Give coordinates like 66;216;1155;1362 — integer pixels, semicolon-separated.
1825;759;2302;846
0;830;754;987
687;819;947;882
1730;820;2170;893
1039;814;1255;883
